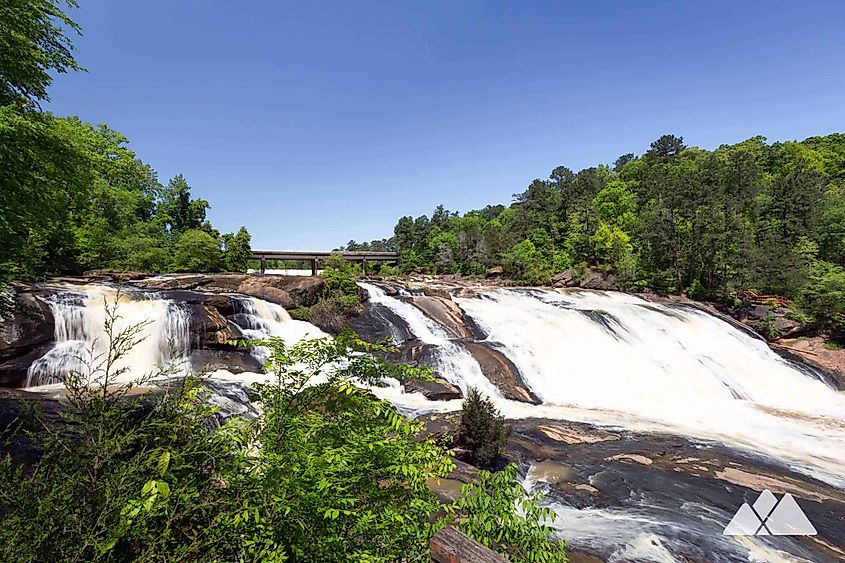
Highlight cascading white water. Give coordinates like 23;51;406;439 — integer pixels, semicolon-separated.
453;288;845;487
232;297;326;342
209;296;333;388
358;282;503;399
26;285;192;387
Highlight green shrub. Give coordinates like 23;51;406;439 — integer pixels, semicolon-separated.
449;464;568;563
307;253;362;332
503;240;551;285
171;229;223;272
457;387;510;468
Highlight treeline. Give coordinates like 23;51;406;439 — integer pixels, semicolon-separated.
0;1;250;281
348;133;845;327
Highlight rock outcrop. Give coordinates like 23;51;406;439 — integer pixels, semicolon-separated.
0;284;55;387
97;273;325;310
405;295;476;339
552;268;619;290
460;341;540;404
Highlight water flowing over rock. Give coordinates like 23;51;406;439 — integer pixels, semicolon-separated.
4;274;845;561
404;295;477;339
108;272;324;309
459;340;540;404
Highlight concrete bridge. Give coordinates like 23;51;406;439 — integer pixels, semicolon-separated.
250;250;399;275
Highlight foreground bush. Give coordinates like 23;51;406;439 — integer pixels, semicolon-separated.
0;308;565;562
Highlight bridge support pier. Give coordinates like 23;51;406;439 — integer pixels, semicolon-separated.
260;257;266;275
311;258;318;276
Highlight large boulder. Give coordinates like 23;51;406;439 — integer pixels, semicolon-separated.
190;349;263;374
0;285;55;387
406;295;475;339
735;303;807;339
404;378;462;401
159;290;236;316
234;276;323;308
580;270;618;290
134;274;215;291
552;269;579;288
349;305;414;344
187;304;244;348
235;278;294;308
460;341;540;404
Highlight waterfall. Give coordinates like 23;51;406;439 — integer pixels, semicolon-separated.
230;296;327;363
453;288;845;486
26;285;192;387
357;282;503;399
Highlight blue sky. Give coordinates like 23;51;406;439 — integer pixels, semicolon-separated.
47;1;845;250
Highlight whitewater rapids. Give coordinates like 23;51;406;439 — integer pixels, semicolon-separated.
366;286;845;489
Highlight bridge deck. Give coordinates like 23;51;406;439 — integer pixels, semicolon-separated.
250;250;399;275
251;250;399;261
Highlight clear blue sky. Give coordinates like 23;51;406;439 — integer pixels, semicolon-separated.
47;1;845;250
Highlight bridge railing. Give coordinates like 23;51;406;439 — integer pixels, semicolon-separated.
250;250;399;275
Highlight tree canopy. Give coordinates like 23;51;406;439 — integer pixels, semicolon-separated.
348;132;845;326
0;1;250;280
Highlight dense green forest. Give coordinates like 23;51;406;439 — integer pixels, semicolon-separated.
0;0;251;281
347;133;845;328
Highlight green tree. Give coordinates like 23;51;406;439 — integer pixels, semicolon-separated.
797;261;845;329
458;387;510;468
222;226;252;271
0;0;83;105
0;108;91;277
503;239;550;285
157;174;211;234
171;229;222;272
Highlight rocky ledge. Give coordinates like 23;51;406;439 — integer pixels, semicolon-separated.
0;273;325;387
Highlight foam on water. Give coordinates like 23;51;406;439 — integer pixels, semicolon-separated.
449;288;845;488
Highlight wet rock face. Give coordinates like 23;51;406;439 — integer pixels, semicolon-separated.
736;303;806;339
234;277;295;308
187;304;244;348
0;284;55;387
385;341;463;401
504;417;845;563
349;305;415;344
405;295;476;339
404;378;462;401
189;349;263;374
460;341;540;404
552;268;619;290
